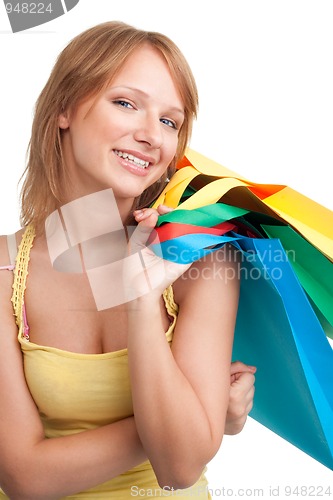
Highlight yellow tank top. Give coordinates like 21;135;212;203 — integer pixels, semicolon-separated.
0;226;211;499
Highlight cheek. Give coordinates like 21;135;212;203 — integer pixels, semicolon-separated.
148;160;172;187
163;134;179;162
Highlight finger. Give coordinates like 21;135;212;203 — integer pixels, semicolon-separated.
231;371;255;388
130;209;159;255
156;204;174;215
246;399;254;415
243;385;255;414
230;360;257;376
133;208;159;225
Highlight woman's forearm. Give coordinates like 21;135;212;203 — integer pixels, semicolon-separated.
127;297;228;489
3;416;146;500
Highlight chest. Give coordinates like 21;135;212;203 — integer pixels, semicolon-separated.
24;245;170;354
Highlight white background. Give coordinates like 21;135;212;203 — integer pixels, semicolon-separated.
0;1;332;497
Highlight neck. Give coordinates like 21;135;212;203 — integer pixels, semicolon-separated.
60;185;135;225
44;191;136;276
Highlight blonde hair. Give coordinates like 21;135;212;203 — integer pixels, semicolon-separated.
20;21;198;232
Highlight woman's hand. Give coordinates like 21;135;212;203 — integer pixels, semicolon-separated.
224;361;256;435
125;205;191;301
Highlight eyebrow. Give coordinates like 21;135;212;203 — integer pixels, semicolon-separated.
109;85;185;116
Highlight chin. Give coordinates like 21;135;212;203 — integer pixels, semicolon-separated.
117;179;155;197
110;187;143;206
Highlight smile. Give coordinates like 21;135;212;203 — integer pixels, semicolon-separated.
114;150;150;169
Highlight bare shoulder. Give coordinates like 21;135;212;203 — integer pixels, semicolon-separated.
0;234;14;300
0;234;11;266
0;228;24;266
173;243;241;306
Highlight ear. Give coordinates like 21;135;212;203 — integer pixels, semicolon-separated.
58;111;70;129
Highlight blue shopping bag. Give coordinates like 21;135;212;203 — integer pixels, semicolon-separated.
232;237;333;470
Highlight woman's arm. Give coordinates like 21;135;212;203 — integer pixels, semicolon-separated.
0;237;146;500
127;211;240;490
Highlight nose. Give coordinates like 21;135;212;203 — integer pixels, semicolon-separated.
134;112;163;149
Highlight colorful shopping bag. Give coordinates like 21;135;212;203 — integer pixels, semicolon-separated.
153;148;333;260
151;149;333;469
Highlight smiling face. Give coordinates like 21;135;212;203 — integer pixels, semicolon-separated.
58;43;185;218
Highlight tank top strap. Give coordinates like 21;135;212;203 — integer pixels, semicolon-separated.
162;284;179;319
11;225;36;338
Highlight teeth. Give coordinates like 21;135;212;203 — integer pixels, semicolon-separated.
115;150;149;168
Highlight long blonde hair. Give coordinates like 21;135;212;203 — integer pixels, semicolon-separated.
20;21;198;232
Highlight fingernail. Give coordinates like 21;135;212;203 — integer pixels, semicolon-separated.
134;210;144;219
159;204;173;212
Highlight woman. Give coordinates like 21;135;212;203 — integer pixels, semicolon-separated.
0;22;255;499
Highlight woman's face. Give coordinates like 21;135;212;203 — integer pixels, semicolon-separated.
59;43;185;214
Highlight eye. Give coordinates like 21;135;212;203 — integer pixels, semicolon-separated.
160;117;178;129
113;100;134;109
